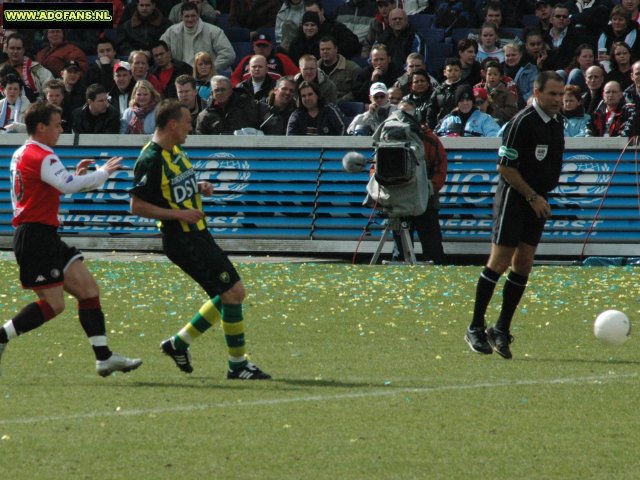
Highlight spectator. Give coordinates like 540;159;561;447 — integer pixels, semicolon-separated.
623;59;640;104
395;52;439;96
533;0;552;36
175;74;205;129
61;60;86;113
597;7;640;67
304;0;361;59
193;51;215;101
403;70;435;130
347;81;396;135
276;0;306;52
388;85;403;104
237;55;277;101
116;0;171;53
289;10;322;63
85;39;119;93
287;80;346;135
473;86;490;113
366;0;394;55
161;2;236;71
168;0;218;25
477;22;504;63
457;38;482;87
621;0;640;26
474;0;521;29
468;1;523;48
502;42;537;106
196;76;266;134
150;40;193;99
318;36;362;102
426;57;465;129
474;59;518;124
586;80;636;137
606;41;635;91
2;33;53;102
435;84;500;137
128;50;163;95
562;84;590;137
523;28;550;74
335;0;378;54
35;29;88;79
434;0;474;31
295;54;338;104
375;8;426;70
561;43;596;94
567;0;615;46
120;79;161;134
43;79;72;133
109;61;135;116
72;83;120;134
0;74;30;133
229;0;280;35
231;33;299;87
545;3;590;72
583;65;605;115
259;76;298;134
352;43;404;102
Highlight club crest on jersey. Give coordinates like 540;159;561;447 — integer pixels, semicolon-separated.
535;145;548;161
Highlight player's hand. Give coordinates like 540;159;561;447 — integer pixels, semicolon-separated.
175;208;205;224
75;158;95;175
530;196;551;219
198;181;214;196
100;156;124;175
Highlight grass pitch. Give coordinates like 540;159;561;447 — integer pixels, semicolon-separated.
0;259;638;479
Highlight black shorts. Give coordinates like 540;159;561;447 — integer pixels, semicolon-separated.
162;229;240;298
492;182;546;248
13;223;84;290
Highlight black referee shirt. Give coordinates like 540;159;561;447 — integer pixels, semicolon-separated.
497;101;565;193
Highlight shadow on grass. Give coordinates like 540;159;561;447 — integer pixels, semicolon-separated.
120;377;383;390
517;357;640;365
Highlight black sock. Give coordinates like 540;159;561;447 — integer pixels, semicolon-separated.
470;267;501;330
496;271;529;332
78;297;112;361
5;301;56;340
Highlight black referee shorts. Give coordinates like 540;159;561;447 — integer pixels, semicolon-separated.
492;182;546;248
13;223;83;289
162;229;240;298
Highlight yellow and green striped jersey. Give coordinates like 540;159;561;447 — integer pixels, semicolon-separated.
130;141;206;233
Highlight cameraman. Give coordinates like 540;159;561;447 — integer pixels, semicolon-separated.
392;100;448;264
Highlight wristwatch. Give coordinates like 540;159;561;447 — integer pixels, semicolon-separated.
526;192;538;203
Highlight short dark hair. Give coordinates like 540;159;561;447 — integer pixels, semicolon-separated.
86;83;107;101
535;70;564;91
156;99;188;129
319;36;337;46
181;1;198;15
296;80;321;109
175;74;196;89
456;38;478;55
25;102;62;135
44;78;65;93
2;73;22;89
6;33;24;47
150;39;170;52
444;57;462;69
481;59;502;73
96;38;116;52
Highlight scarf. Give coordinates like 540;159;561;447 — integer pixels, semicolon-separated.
127;101;156;134
0;96;22;127
21;57;37;93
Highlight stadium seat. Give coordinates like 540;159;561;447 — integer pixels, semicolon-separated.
232;42;252;69
216;13;230;30
501;27;524;41
429;56;447;76
225;27;251;43
522;14;538;27
451;27;475;43
408;13;434;35
424;28;446;44
428;43;453;59
350;56;369;68
338;101;365;121
322;0;344;18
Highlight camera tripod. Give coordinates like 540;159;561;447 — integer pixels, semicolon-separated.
370;216;417;265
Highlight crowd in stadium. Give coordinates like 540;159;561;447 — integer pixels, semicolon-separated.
0;0;638;138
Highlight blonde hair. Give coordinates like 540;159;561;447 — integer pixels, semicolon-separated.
129;79;162;108
193;51;216;81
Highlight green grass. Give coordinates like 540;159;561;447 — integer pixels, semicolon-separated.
0;260;639;479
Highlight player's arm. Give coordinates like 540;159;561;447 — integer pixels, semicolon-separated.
130;194;204;224
497;164;551;219
41;155;122;194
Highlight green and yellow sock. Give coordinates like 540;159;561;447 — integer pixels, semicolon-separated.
221;303;247;370
173;296;222;352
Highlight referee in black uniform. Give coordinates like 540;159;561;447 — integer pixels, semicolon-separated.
464;71;565;359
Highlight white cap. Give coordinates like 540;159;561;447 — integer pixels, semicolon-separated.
369;82;388;96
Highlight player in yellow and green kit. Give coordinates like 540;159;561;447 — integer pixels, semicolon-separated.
129;99;270;379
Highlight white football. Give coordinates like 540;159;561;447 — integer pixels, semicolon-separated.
594;310;631;346
342;151;367;173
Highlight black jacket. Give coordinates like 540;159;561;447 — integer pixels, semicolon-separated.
72;104;120;134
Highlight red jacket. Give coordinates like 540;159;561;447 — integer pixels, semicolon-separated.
35;42;88;78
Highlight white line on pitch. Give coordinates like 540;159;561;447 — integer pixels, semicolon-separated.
1;372;636;426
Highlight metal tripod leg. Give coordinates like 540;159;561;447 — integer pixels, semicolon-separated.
370;218;417;265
